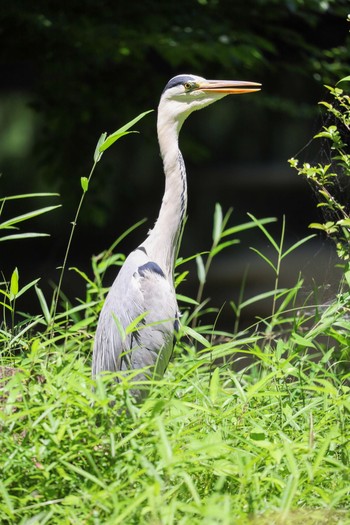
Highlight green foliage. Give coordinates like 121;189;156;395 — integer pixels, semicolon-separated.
191;205;276;328
289;78;350;262
1;107;350;523
1;205;350;523
0;193;61;242
51;110;153;325
2;0;350;231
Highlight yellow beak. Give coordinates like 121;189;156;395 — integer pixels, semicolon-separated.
196;79;261;94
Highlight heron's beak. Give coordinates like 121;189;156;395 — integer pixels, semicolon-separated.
196;80;261;94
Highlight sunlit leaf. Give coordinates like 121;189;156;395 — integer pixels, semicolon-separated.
0;205;61;229
10;267;19;299
94;132;107;162
99;110;153;153
212;203;223;244
196;255;206;285
0;233;50;242
81;177;89;192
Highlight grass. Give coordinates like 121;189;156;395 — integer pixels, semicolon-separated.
1;210;349;524
1;99;350;523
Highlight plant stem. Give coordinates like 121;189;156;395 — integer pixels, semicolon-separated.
50;161;98;330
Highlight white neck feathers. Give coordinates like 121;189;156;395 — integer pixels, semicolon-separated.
143;103;187;276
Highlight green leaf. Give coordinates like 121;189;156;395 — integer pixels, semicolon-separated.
250;247;277;273
99;109;153;153
174;270;189;287
99;131;136;152
292;332;316;349
94;132;107;163
222;216;276;238
344;270;350;288
0;232;50;242
212;203;223;244
69;266;95;286
247;213;279;251
211;239;240;257
80;177;89;192
250;429;266;441
0;205;61;230
125;311;149;335
182;325;211;348
176;293;199;306
10;267;19;299
104;218;147;258
0;192;59;202
337;76;350;84
209;367;220;404
35;285;51;325
175;251;208;267
281;234;316;259
239;288;286;309
60;460;107;489
196;254;206;285
15;278;40;299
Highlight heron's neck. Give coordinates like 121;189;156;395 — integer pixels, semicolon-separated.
143;111;187;277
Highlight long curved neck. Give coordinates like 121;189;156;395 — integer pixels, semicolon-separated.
143;107;187;277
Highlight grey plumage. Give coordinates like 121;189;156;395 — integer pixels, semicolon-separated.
92;74;261;398
92;245;177;398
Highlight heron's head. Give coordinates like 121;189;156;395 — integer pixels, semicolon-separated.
159;74;261;128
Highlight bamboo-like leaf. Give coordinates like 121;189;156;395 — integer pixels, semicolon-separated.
80;177;89;192
93;132;107;162
175;251;209;267
174;270;189;288
280;474;299;520
239;288;286;309
222;216;276;238
125;311;149;335
0;480;14;516
69;266;95;286
15;278;41;299
0;192;59;202
99;131;136;152
212;203;223;244
182;325;211;348
0;232;50;242
60;460;107;489
105;218;147;257
344;270;350;288
196;255;206;285
0;205;61;229
250;247;277;272
35;285;52;325
337;75;350;84
157;417;173;464
99;110;153;153
209;367;220;404
10;267;19;299
247;213;279;250
211;239;240;257
292;332;316;349
281;234;316;259
176;293;199;306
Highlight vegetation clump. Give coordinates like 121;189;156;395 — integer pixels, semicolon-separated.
1;82;350;524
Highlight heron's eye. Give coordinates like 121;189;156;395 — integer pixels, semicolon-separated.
184;81;196;92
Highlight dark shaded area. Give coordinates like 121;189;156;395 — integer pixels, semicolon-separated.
1;1;349;325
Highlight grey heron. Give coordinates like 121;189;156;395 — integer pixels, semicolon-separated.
92;74;261;398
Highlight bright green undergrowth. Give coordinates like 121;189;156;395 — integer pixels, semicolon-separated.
1;85;350;524
0;300;349;524
1;207;349;525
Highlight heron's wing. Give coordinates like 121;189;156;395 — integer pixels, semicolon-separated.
92;248;178;380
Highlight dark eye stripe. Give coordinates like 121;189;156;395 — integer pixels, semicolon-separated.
162;75;196;94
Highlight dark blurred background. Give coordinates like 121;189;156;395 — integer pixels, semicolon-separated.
1;1;349;326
